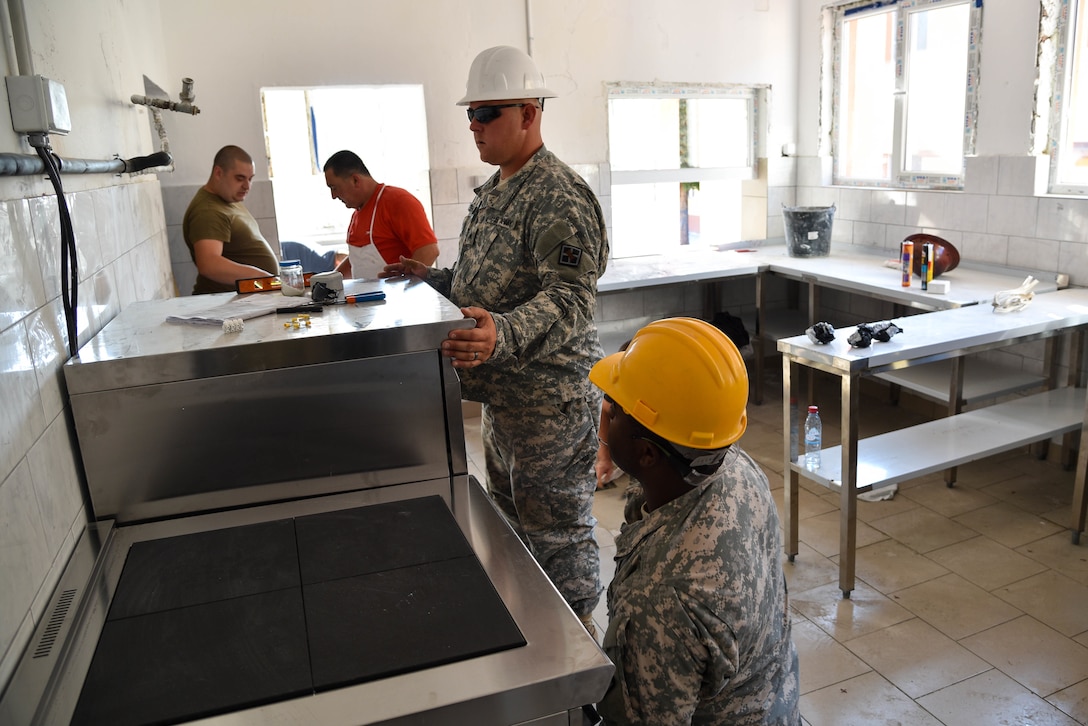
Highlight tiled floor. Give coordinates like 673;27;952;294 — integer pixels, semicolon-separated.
463;367;1088;725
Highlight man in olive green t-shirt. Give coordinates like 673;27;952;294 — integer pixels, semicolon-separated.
183;145;278;294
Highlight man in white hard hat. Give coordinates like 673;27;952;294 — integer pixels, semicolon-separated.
384;46;609;637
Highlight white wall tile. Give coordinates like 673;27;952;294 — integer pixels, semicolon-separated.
161;183;197;225
997;156;1042;196
0;200;47;330
964;156;999;195
93;185;123;268
0;460;52;659
1035;196;1088;242
797;156;831;187
1058;239;1088;286
68;191;101;279
851;221;884;248
457;167;494;204
0;322;46;483
884;224;917;252
114;184;138;258
429;168;458;205
986;196;1038;238
27;416;85;557
767;157;797;188
29;196;61;302
946;193;989;233
870;190;907;226
245;180;277;218
905;191;948;229
433;202;469;240
960;231;1010;266
830;218;853;245
836;187;871;222
27;300;68;425
1008;235;1058;271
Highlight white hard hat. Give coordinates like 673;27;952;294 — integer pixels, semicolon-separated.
457;45;558;106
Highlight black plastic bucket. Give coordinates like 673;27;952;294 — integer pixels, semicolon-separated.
783;204;835;258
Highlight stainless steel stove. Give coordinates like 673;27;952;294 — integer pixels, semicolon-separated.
1;278;612;725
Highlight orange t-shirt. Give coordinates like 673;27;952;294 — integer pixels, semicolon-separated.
346;184;438;263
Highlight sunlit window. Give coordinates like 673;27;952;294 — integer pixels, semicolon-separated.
831;0;980;189
607;84;762;258
1048;0;1088;194
261;86;432;249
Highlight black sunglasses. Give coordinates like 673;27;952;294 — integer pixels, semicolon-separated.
466;103;527;124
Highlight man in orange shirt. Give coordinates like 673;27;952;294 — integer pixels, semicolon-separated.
322;150;439;278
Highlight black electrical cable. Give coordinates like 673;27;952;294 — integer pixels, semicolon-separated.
35;143;79;359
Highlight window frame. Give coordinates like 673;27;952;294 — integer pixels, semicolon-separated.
1045;0;1088;195
604;82;767;258
828;0;982;190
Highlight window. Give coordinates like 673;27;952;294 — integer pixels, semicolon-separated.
1047;0;1088;194
830;0;982;189
606;83;764;259
261;86;432;249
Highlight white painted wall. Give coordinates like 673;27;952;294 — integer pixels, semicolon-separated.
154;0;801;184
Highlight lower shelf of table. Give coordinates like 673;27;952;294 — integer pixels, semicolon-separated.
792;387;1086;492
872;358;1048;407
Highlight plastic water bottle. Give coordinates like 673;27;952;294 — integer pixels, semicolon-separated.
804;405;822;471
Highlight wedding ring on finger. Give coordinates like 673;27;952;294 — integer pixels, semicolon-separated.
472;351;479;361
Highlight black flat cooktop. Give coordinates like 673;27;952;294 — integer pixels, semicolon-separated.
71;496;526;726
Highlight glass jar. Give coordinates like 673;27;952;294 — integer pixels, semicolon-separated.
279;259;304;296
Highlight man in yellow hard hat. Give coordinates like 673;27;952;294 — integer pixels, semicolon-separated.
384;46;609;636
590;318;800;725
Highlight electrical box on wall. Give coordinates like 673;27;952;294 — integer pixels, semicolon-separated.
6;75;71;135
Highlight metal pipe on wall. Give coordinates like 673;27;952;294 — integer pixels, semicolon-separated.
5;0;30;75
0;150;172;176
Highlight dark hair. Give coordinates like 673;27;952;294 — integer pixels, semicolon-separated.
212;145;252;171
323;150;371;178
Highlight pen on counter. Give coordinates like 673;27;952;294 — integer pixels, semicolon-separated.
344;291;386;304
276;304;323;314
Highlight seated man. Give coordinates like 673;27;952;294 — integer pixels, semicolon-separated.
590;318;800;725
183;145;278;294
279;240;346;273
322;150;439;279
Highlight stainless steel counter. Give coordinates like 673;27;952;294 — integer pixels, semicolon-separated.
3;278;613;725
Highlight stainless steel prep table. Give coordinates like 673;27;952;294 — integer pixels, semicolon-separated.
777;287;1088;597
3;277;613;726
596;242;1056;404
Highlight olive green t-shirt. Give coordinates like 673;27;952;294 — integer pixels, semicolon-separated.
182;187;278;294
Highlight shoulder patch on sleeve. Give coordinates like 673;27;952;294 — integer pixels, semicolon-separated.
558;243;583;267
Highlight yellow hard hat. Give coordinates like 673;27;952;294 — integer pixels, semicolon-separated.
590;318;748;449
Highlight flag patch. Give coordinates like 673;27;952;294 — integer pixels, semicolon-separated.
558;243;583;267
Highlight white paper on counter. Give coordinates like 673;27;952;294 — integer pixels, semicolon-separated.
165;294;295;325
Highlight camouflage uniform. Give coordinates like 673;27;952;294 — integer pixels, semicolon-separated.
598;446;801;725
425;146;608;617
